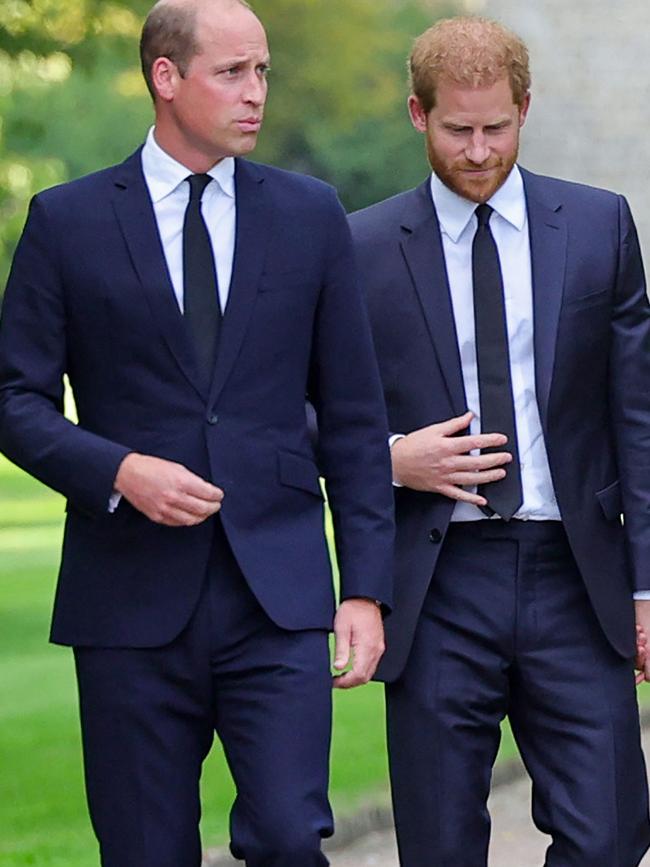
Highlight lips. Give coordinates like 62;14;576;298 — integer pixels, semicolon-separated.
457;162;501;175
460;166;498;173
237;118;262;132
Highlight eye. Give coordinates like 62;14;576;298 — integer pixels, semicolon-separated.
486;122;510;133
257;64;271;77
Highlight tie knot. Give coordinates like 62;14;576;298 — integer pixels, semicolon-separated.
187;174;212;202
475;203;493;228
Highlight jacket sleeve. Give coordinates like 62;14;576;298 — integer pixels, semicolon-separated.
307;189;395;609
0;194;131;514
609;195;650;592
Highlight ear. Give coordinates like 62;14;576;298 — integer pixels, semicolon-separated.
151;57;180;103
408;95;428;133
518;91;531;128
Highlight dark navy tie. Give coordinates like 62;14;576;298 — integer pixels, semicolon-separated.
183;174;221;386
472;203;523;520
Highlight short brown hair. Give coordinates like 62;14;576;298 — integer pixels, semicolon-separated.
409;16;530;113
140;0;252;100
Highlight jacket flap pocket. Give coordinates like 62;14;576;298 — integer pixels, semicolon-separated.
277;451;323;497
595;479;622;521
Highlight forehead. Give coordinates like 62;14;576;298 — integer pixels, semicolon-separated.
194;2;268;56
434;76;516;119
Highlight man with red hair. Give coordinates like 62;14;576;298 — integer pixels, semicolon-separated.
352;15;650;866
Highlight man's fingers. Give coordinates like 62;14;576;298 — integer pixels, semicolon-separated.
170;494;223;520
173;491;224;516
180;473;224;502
333;646;378;689
114;454;225;524
446;432;508;454
153;501;222;527
447;439;510;460
332;599;384;689
432;411;474;437
333;668;367;689
437;484;488;505
332;627;351;673
449;469;507;486
451;451;512;470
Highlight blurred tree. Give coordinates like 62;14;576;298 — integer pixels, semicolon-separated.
0;0;454;290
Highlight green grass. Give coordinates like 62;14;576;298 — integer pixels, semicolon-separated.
0;456;394;865
1;455;641;865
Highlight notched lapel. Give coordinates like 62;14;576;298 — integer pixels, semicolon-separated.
209;159;270;405
111;150;206;400
400;183;467;416
523;171;568;431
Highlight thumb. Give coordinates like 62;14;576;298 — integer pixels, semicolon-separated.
333;622;352;671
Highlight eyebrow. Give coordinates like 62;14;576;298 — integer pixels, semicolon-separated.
216;54;271;66
443;118;512;129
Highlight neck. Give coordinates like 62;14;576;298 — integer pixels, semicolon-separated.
152;119;224;175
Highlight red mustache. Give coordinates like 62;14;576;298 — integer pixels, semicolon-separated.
455;160;503;172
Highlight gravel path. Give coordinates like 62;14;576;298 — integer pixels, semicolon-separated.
206;727;650;866
329;728;650;867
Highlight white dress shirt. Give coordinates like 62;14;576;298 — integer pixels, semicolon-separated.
141;126;236;313
431;166;560;522
395;167;649;600
109;129;235;512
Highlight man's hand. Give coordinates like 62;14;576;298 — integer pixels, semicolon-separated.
635;624;647;686
391;411;512;505
114;453;224;527
635;600;650;684
332;598;385;689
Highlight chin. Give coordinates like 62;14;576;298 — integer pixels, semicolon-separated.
457;178;501;203
234;137;259;157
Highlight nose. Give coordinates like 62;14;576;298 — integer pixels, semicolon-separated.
243;70;267;106
465;131;490;165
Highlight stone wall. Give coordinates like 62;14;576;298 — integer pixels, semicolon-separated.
461;0;650;253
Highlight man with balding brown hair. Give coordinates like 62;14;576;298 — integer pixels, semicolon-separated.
0;1;394;864
351;16;650;866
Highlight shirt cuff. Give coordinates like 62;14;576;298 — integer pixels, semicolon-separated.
634;591;650;600
389;433;405;488
108;492;122;513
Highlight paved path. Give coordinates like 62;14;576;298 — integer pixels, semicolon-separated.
329;728;650;867
206;728;650;866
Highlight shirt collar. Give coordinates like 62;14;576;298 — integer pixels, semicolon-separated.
141;126;236;203
429;164;526;243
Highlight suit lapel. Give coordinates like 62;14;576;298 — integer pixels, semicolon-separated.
522;169;567;431
111;149;206;400
399;182;467;416
209;159;270;405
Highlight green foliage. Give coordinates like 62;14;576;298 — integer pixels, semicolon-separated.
0;457;389;864
0;455;535;864
0;0;456;290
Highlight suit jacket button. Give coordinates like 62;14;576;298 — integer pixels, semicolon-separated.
207;413;219;425
429;528;442;544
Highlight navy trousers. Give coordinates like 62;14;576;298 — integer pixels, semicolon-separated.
74;522;332;867
387;520;650;866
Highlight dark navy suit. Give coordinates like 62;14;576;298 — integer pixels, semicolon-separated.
350;168;650;865
0;150;394;866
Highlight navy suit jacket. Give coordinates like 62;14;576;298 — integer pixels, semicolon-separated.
0;149;394;647
350;168;650;681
